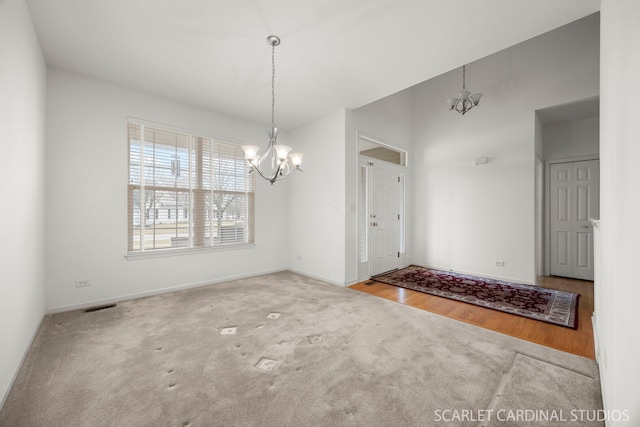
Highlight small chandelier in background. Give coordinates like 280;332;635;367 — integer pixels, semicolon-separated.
241;35;303;185
447;64;483;115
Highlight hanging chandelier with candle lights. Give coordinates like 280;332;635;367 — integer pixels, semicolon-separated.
446;64;483;115
241;35;303;184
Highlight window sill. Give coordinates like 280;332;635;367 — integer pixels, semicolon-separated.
125;243;255;261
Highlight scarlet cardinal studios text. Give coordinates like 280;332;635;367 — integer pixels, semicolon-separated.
433;409;630;423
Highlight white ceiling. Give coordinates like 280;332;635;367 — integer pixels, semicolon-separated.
26;0;600;130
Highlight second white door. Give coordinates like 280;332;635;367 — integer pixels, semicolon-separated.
370;161;401;276
549;160;599;280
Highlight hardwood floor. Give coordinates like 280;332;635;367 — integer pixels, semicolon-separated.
349;275;595;359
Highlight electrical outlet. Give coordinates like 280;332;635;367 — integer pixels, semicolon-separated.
494;261;505;267
75;280;90;287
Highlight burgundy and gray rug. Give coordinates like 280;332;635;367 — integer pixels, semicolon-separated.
371;265;580;329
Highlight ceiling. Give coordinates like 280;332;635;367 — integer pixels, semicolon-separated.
26;0;600;130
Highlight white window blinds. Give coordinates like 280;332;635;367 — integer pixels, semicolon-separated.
127;121;254;254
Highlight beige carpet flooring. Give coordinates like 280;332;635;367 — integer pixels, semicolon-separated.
0;271;603;426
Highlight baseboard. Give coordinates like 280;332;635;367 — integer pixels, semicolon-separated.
287;268;346;287
45;266;532;314
1;311;45;411
591;313;608;415
412;263;537;286
592;313;600;363
344;279;359;287
45;267;288;314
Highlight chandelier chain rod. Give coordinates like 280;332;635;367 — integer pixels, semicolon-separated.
462;65;466;90
271;42;276;130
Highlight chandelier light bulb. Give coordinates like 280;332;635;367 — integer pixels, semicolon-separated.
470;93;483;105
241;145;260;160
274;144;292;161
289;152;303;167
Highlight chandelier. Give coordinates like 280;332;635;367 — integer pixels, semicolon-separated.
446;65;483;115
241;35;303;185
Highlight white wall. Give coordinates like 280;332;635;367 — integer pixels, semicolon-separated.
287;110;347;286
0;0;46;407
410;13;599;284
344;110;358;285
544;116;599;161
534;115;544;276
598;1;640;423
45;68;288;311
535;114;544;162
352;91;414;150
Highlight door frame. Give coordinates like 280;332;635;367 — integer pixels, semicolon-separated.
536;157;544;277
357;155;407;281
543;154;599;277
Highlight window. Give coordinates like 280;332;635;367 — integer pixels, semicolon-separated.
127;121;255;255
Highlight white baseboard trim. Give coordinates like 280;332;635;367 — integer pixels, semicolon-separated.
412;263;536;286
1;311;45;411
592;313;600;363
287;268;346;287
45;267;287;314
591;313;608;414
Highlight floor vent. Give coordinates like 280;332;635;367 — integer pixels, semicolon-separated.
84;303;117;313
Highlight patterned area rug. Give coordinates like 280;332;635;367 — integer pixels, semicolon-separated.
372;266;580;329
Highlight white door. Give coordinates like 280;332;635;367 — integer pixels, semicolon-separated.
370;160;401;276
549;160;600;280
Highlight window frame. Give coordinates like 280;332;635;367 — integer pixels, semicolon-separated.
126;118;255;260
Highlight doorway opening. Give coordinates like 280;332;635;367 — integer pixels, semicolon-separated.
357;136;407;281
536;96;600;281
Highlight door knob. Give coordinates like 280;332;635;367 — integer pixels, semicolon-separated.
583;225;589;229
